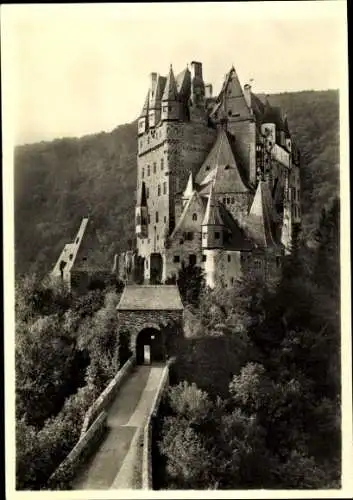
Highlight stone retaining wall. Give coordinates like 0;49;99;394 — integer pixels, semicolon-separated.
141;357;175;490
48;411;107;490
81;355;136;437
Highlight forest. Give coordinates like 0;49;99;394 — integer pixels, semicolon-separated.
14;89;341;489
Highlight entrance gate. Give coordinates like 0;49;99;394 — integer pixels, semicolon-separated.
135;327;164;365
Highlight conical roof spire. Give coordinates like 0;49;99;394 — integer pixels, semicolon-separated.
137;181;147;207
283;114;291;137
202;183;223;226
162;64;178;101
140;90;150;117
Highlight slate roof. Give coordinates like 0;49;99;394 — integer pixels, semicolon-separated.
176;66;191;98
162;66;178;101
117;285;184;310
196;129;249;192
242;181;280;248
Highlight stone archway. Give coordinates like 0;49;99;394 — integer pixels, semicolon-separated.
135;326;165;365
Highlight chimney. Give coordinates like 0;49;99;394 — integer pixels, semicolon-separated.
205;84;213;98
243;83;252;109
190;61;203;81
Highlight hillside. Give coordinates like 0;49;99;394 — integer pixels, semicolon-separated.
14;90;339;277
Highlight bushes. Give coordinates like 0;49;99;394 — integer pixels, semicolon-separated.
15;275;128;489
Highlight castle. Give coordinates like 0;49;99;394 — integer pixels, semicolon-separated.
52;61;301;291
121;61;301;288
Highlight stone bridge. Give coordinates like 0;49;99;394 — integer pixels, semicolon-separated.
61;285;184;490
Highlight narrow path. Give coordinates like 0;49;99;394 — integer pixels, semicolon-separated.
72;363;165;490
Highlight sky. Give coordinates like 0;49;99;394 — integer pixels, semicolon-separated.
2;1;347;145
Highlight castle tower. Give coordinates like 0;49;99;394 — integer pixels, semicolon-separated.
216;67;257;185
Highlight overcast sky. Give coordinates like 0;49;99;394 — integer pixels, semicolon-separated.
2;1;347;145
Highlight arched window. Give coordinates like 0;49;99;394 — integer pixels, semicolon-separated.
192;213;197;221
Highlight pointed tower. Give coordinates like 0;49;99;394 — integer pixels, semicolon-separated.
138;90;150;136
182;171;194;206
135;182;148;238
202;184;224;249
161;65;180;121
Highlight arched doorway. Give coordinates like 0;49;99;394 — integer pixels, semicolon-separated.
135;327;164;365
150;253;163;284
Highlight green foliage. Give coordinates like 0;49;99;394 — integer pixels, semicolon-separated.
15;276;128;489
158;197;340;489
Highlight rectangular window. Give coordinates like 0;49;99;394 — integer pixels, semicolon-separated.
156;212;159;223
147;187;149;198
174;255;180;263
158;185;161;196
147;165;150;176
202;255;207;262
153;163;156;173
163;182;167;194
161;158;164;170
227;254;231;262
164;215;167;223
142;168;145;179
215;231;220;239
148;214;151;224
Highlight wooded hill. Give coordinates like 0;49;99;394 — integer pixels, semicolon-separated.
14;89;339;277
